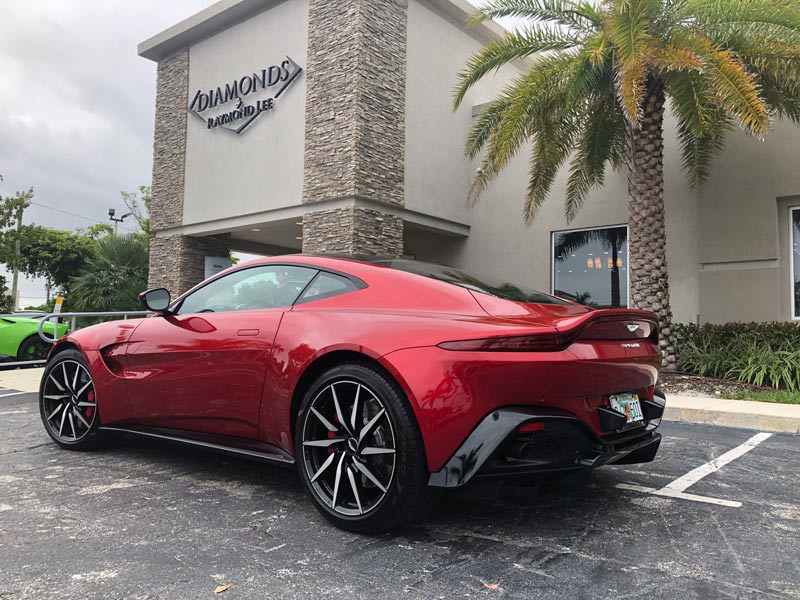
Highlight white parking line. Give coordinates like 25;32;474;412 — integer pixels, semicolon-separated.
0;391;27;398
617;432;772;508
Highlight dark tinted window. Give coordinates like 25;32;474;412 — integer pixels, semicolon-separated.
297;272;359;304
370;259;568;305
552;226;628;308
177;265;316;314
793;208;800;318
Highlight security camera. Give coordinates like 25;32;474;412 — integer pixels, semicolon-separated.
108;208;116;218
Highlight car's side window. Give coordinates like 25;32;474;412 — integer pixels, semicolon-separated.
296;272;359;305
177;266;317;314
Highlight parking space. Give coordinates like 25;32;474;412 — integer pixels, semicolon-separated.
1;389;798;599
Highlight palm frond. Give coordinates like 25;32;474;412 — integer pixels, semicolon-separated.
453;25;581;109
683;0;800;35
653;43;705;72
759;70;800;122
466;52;588;205
676;108;732;186
524;114;581;221
606;1;657;123
466;96;513;159
691;38;770;135
564;92;627;221
493;53;582;160
471;0;601;32
666;69;713;135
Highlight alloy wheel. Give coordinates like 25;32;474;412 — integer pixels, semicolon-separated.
24;339;49;361
301;380;396;516
42;360;97;442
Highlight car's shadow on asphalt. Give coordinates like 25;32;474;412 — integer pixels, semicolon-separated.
103;433;646;539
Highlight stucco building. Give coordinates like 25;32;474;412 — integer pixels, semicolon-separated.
138;0;800;325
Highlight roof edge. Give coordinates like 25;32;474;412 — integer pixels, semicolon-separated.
138;0;509;62
138;0;286;61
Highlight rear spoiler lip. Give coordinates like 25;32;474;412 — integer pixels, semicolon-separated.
552;309;660;347
551;308;659;332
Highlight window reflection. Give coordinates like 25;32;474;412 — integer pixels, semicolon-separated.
793;208;800;318
552;226;628;308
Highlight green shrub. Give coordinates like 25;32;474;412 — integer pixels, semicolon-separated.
726;390;800;404
674;322;800;390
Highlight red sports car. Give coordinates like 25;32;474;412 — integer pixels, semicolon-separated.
39;255;665;532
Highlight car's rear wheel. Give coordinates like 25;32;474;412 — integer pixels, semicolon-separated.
295;362;437;533
39;349;106;450
18;334;50;363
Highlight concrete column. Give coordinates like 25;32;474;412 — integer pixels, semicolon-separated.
301;0;408;256
147;49;229;295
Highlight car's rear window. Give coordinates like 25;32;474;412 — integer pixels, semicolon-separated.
370;259;569;305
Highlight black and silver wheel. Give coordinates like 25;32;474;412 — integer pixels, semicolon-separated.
39;349;105;450
295;363;438;533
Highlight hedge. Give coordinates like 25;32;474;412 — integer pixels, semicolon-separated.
673;322;800;390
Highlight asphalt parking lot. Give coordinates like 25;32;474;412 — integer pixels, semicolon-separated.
1;388;798;600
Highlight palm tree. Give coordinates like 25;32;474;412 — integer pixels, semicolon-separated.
70;234;150;312
454;0;800;366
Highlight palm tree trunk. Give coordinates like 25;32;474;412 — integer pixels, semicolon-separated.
627;78;678;369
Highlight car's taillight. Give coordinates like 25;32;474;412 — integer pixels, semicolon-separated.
437;334;570;352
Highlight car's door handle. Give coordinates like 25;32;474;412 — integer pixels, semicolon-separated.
237;329;260;337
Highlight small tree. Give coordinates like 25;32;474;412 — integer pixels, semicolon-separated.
69;234;150;312
121;186;152;236
0;225;96;297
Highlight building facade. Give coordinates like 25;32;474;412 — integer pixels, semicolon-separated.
139;0;800;325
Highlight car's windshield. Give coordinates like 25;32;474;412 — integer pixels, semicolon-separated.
369;259;569;305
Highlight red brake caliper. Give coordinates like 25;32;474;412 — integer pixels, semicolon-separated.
85;389;95;421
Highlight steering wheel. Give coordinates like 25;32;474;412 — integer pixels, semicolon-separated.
235;298;270;311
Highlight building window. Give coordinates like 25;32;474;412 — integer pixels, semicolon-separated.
792;207;800;319
552;225;628;308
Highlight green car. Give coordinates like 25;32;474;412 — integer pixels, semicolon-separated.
0;316;68;362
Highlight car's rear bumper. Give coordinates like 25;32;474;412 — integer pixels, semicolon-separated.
428;391;665;488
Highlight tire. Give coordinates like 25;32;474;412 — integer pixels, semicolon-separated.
39;349;108;451
295;362;438;533
17;334;50;363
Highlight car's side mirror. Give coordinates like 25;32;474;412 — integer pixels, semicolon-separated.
139;288;172;314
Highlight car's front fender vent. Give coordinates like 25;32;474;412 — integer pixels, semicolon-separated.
99;343;128;376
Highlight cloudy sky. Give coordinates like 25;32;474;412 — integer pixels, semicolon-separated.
0;0;516;304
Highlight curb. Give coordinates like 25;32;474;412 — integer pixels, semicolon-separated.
664;406;800;434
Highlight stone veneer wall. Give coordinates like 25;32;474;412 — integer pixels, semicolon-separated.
149;234;231;296
302;0;407;256
302;207;403;255
150;50;189;232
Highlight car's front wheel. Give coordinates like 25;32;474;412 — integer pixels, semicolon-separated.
295;362;437;533
39;349;106;450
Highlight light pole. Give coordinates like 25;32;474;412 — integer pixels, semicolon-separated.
108;208;133;235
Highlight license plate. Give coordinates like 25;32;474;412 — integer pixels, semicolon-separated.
609;393;644;424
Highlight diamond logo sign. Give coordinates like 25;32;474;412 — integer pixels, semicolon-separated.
187;56;303;135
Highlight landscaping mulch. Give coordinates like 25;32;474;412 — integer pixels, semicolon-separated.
657;371;769;398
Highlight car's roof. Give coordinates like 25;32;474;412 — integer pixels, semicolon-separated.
236;254;394;277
